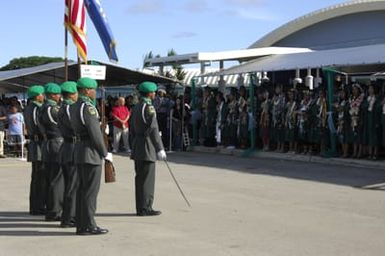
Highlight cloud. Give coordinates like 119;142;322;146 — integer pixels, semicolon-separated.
182;0;212;13
172;31;198;39
227;9;277;20
223;0;265;7
126;0;165;14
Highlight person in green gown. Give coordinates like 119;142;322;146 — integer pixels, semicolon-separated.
363;84;381;159
297;91;312;154
348;84;365;158
237;86;248;149
271;85;286;152
284;89;298;153
335;89;350;157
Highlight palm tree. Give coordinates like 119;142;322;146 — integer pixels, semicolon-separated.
167;49;186;82
142;51;154;68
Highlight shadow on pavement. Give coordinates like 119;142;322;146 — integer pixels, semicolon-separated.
0;211;43;222
96;213;137;217
0;211;73;236
0;223;59;229
166;152;385;190
0;231;73;236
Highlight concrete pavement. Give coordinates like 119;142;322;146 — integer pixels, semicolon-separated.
0;152;385;256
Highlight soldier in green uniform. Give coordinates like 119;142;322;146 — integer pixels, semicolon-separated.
70;77;110;235
130;81;166;216
39;83;64;221
24;85;47;215
58;81;78;227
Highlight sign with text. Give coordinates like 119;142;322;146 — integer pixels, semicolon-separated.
80;65;106;80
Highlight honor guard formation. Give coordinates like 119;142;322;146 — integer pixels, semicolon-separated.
15;79;166;236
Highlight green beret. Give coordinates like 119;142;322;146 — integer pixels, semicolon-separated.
138;81;157;93
77;77;98;89
61;81;78;94
27;85;45;99
45;82;61;94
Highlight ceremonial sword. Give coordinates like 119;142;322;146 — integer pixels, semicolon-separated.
164;160;192;208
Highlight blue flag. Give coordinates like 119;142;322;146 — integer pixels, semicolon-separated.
85;0;118;62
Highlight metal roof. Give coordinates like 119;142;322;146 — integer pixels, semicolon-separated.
182;69;250;87
0;61;178;93
249;0;385;48
208;44;385;76
144;47;311;66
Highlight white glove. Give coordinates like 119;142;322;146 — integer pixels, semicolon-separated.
105;152;113;163
105;125;110;135
157;150;167;160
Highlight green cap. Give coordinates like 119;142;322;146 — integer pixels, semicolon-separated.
77;77;98;89
44;82;61;94
61;81;78;94
27;85;45;99
138;81;157;93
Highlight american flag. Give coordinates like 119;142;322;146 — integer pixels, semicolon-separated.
65;0;87;62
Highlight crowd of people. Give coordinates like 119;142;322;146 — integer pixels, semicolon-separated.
68;80;385;162
188;82;385;160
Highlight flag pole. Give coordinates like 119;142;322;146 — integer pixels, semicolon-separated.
64;27;69;81
77;54;81;79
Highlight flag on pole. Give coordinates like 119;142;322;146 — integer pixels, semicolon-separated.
85;0;118;62
65;0;87;62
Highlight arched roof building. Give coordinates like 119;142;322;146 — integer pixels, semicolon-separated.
250;0;385;51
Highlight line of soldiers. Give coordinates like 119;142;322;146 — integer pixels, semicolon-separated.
24;79;166;235
25;78;110;235
196;83;385;160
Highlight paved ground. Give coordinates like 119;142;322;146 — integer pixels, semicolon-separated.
1;152;385;256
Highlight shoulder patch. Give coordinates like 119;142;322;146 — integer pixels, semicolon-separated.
88;106;97;116
52;105;60;114
147;105;155;115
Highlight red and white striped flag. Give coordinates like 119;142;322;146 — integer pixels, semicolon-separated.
65;0;87;62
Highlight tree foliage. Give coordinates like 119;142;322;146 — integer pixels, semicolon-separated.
0;56;64;71
143;49;187;82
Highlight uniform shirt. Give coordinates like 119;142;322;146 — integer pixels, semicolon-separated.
130;97;164;162
39;99;62;139
58;99;76;139
58;99;76;164
70;96;107;165
24;101;44;162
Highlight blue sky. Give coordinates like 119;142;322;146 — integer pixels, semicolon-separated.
0;0;347;69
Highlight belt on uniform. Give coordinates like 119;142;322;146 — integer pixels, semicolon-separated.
75;135;90;142
64;136;77;143
46;135;63;140
31;135;44;142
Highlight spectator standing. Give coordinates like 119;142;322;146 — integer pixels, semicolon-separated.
112;97;131;153
153;87;174;150
7;105;25;155
0;102;7;158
